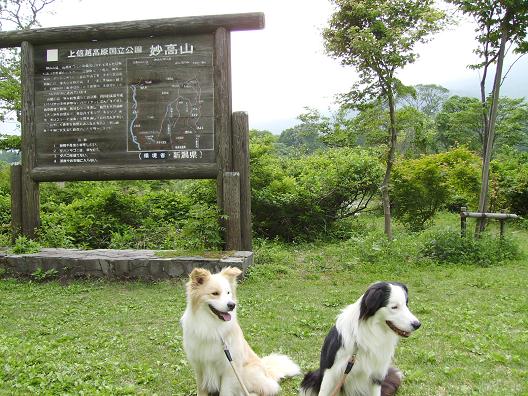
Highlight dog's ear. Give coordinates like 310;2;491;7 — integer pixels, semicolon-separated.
359;282;390;320
220;266;242;284
189;268;211;288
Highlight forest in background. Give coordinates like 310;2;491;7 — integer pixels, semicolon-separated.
0;83;526;256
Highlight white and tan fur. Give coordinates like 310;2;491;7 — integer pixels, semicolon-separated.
181;267;300;396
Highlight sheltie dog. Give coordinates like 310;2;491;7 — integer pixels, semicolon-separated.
181;266;301;396
300;282;421;396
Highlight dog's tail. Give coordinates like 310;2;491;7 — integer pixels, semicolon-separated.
261;353;301;381
381;367;403;396
299;369;322;396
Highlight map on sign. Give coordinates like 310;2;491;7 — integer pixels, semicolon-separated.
126;54;214;159
128;78;204;152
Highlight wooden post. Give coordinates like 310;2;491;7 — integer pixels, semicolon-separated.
214;27;233;213
10;164;22;241
223;172;241;251
232;112;252;251
460;207;467;238
21;41;40;238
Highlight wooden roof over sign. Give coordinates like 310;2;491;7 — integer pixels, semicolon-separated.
0;12;265;48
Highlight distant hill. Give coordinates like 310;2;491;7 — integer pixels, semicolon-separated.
447;57;528;99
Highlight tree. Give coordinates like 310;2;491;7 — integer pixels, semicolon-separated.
322;102;388;149
494;97;528;150
278;108;328;154
0;0;57;30
398;84;450;117
0;133;20;150
447;0;528;233
322;99;440;157
0;0;58;123
436;96;484;151
396;105;439;157
437;95;528;154
323;0;445;239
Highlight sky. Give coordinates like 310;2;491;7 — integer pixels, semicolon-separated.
3;0;527;134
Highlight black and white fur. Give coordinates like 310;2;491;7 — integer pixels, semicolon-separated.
300;282;421;396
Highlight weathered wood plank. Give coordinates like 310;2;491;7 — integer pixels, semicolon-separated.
21;41;40;238
461;211;519;220
223;172;241;251
31;163;218;182
10;165;23;241
232;111;252;251
214;27;232;210
0;13;265;48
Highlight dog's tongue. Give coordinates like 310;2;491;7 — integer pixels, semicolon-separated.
220;312;232;321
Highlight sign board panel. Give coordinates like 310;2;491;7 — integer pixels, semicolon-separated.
2;13;263;241
33;34;215;168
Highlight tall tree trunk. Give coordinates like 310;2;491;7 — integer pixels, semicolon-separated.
476;26;508;235
479;61;490;158
381;87;398;241
475;47;491;233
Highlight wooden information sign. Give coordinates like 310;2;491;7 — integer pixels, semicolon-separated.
0;13;262;249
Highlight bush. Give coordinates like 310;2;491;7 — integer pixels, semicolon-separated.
177;203;223;250
420;229;520;266
40;186;147;248
250;147;383;241
392;148;481;231
491;150;528;215
0;193;11;233
10;236;41;254
38;180;222;250
37;221;75;248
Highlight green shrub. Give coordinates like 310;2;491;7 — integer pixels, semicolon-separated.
392;147;481;231
10;236;41;254
37;180;222;250
0;193;11;233
420;229;520;266
177;203;223;251
251;147;383;241
491;150;528;215
0;163;12;234
42;187;147;248
37;221;75;248
0;162;12;195
31;267;58;281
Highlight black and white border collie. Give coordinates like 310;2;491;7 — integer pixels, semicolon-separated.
300;282;421;396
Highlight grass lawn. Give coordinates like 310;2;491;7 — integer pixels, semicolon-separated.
0;214;527;395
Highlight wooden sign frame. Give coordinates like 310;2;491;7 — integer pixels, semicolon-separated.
1;13;263;250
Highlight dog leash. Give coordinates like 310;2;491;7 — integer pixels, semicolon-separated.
330;343;358;396
217;333;251;396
